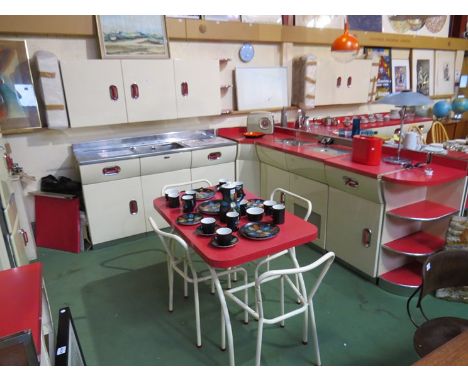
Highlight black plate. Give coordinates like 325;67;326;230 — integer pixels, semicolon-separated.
194;187;216;201
210;236;239;248
176;213;203;226
198;199;222;215
239;222;280;240
246;198;265;209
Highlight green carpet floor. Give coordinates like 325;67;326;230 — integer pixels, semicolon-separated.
37;234;466;366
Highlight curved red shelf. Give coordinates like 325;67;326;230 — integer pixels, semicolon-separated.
386;200;458;221
382;164;466;186
379;261;423;288
382;231;445;257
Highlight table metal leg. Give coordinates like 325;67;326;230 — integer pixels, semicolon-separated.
208;266;235;365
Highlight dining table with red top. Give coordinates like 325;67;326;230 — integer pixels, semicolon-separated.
153;186;318;365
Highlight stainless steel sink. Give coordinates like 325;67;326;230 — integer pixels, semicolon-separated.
134;142;185;155
303;146;350;156
274;139;314;147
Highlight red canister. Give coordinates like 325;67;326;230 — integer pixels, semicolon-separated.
351;136;383;166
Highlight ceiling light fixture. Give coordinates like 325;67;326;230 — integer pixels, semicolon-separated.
331;17;360;63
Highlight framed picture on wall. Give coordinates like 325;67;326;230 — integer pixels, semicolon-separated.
96;15;170;59
391;59;410;92
411;49;434;96
434;50;456;96
365;47;392;98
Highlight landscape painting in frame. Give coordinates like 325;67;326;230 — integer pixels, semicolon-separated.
96;15;170;59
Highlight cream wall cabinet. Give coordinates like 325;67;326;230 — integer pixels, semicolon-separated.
61;59;221;128
314;59;373;106
60;60;128;128
83;177;146;245
174;59;221;119
121;60;178;123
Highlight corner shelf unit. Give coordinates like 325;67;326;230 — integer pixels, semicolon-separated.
378;166;466;296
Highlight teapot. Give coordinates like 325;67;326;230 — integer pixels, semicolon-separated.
402;131;422;151
219;182;244;221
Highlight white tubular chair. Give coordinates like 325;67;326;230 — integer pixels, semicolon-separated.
149;217;246;348
224;251;335;366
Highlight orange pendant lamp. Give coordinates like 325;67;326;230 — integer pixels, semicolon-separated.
331;17;360;63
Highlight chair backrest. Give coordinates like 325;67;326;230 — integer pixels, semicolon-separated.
255;252;335;318
148;216;189;262
418;249;468;306
161;179;212;196
269;187;312;221
427;121;449;144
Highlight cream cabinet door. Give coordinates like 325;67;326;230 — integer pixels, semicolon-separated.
174;59;221;118
260;163;290;201
191;162;235;189
121;60;177;123
141;169;191;231
289;174;328;249
83;177;145;245
327;187;383;278
60;60;128;127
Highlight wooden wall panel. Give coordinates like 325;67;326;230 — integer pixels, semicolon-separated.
0;15;95;36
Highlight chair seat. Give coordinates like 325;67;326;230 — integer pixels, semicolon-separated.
414;317;468;357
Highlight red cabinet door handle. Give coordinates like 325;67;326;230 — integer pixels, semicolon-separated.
336;76;342;88
181;82;189;96
19;229;28;245
347;76;352;88
131;83;139;99
208;152;221;160
129;200;138;215
102;166;121;176
109;85;119;100
362;228;372;248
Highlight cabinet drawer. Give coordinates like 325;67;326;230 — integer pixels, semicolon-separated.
285;153;326;183
325;165;383;203
256;146;286;170
80;158;140;185
191;146;236;168
140;151;191;176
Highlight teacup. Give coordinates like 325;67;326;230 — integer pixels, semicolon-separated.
201;217;216;235
247;207;264;222
216;227;233;246
263;200;276;216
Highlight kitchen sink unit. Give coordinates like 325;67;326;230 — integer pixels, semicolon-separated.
73;130;236;245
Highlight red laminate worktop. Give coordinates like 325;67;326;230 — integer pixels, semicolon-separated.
218;126;468;182
381;163;466;186
0;262;42;354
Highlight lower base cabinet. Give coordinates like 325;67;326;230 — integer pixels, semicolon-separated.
141;169;191;231
326;187;384;278
191;162;235;188
83;177;146;245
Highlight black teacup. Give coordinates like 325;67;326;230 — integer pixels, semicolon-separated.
247;207;264;222
216;227;233;246
263;200;276;216
226;211;240;231
272;204;285;224
239;199;248;216
182;194;195;213
201;217;216;234
167;192;180;208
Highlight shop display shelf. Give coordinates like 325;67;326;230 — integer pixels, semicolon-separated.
386;200;458;221
381;231;445;257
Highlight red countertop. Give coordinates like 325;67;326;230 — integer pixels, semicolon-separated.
382;163;466;186
218;126;468;182
0;262;42;354
154;189;318;269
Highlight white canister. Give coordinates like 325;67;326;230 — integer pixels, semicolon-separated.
402;131;422;151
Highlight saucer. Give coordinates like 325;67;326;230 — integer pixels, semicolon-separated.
246;198;264;209
210;236;239;248
176;213;203;226
194;224;220;236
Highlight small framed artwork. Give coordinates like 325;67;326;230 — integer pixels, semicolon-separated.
434;50;456;96
365;47;392;98
96;15;170;59
411;50;434;96
391;59;410;92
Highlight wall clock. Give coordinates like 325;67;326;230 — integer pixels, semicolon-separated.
239;43;254;63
